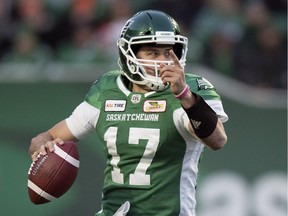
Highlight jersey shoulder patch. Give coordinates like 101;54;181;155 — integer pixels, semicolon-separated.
195;77;214;90
185;73;220;100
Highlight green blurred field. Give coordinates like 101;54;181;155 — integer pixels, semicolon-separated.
0;83;286;216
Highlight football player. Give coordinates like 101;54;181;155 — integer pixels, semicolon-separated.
29;10;228;216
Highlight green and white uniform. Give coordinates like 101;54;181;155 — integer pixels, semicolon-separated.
66;70;228;216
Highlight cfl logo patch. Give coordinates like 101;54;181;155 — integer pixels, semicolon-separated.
131;94;141;104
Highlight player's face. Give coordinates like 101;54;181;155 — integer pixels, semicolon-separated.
136;45;173;76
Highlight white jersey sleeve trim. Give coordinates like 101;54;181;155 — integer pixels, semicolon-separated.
206;99;229;123
173;108;204;215
180;99;228;137
65;101;100;140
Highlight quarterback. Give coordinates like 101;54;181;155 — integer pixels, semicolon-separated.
29;10;228;216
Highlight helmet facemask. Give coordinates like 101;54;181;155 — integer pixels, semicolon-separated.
117;32;188;91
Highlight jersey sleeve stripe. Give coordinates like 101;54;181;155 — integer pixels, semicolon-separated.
206;99;229;123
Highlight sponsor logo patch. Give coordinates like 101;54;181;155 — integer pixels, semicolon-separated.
143;100;166;112
105;100;126;112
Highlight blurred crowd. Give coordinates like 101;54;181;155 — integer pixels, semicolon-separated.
0;0;286;88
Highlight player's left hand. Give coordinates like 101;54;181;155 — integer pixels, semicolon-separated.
159;50;187;95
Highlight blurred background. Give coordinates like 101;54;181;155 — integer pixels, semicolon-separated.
0;0;286;215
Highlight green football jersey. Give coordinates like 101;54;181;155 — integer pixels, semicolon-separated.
69;70;227;216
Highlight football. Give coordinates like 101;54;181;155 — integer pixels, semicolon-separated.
27;141;80;204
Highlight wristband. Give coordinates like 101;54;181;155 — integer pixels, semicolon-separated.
183;93;218;138
174;85;190;99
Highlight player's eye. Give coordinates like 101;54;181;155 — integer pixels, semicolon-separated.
147;50;159;56
164;50;171;58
